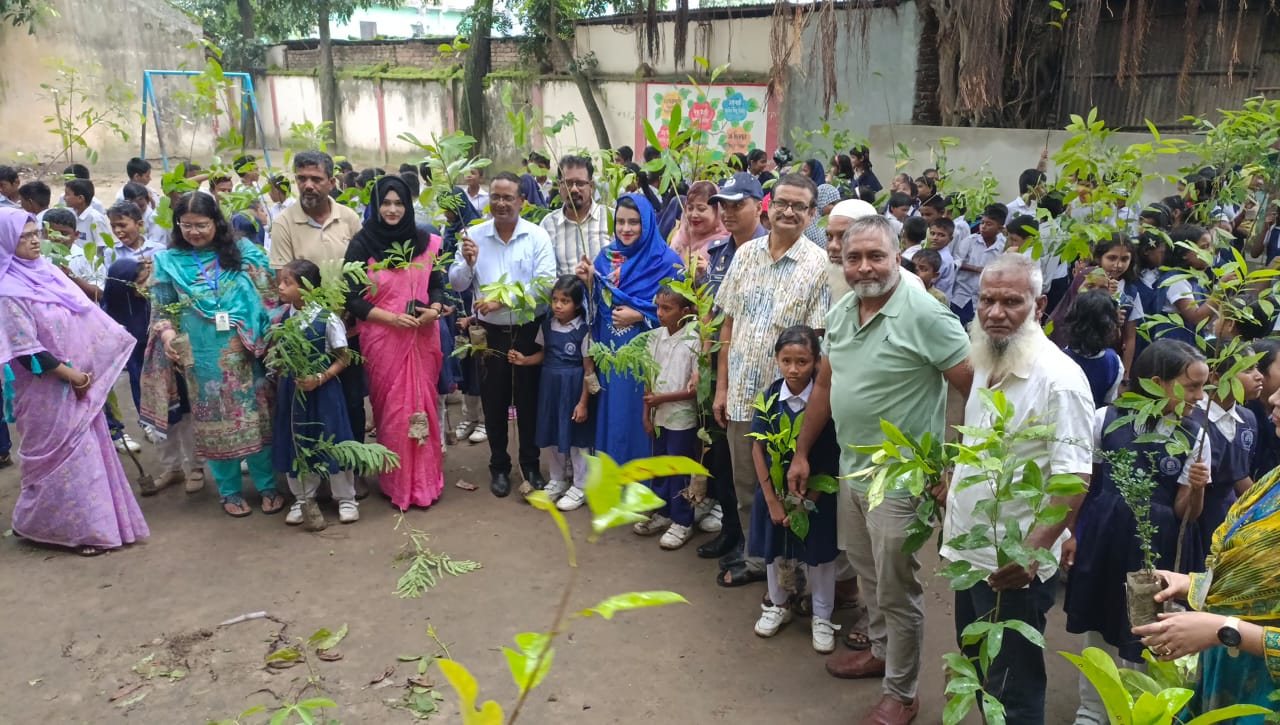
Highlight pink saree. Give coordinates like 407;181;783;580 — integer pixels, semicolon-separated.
358;238;445;509
1;296;149;549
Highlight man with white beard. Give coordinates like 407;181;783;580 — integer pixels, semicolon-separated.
941;253;1094;725
790;214;971;725
825;199;926;302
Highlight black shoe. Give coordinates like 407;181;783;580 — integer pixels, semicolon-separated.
490;471;512;498
697;531;742;560
353;475;371;501
523;467;547;491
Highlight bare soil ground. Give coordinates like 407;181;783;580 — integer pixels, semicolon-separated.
0;389;1085;724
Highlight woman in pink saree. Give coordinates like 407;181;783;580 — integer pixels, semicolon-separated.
0;207;149;555
344;176;447;509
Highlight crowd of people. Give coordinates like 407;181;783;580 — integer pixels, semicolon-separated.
2;142;1280;725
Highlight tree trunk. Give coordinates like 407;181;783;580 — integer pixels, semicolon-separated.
543;7;611;150
318;0;339;151
236;0;257;147
460;0;493;152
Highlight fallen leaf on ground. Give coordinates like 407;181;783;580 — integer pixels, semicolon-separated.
27;679;41;687
454;480;477;491
317;650;343;662
407;675;432;688
110;682;145;702
367;666;396;688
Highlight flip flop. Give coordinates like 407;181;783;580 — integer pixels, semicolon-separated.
260;489;285;515
220;495;252;518
718;561;765;588
844;630;872;651
78;546;105;557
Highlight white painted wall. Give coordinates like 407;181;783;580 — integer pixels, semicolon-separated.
541;80;635;152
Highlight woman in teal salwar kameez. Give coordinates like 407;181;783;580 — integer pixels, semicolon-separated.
140;192;280;517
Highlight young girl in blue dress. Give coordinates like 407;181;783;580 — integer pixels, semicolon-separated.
1197;343;1263;555
1065;339;1212;722
511;275;596;512
746;326;842;654
1063;289;1124;408
271;259;358;529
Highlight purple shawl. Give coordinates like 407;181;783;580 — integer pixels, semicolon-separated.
0;207;93;318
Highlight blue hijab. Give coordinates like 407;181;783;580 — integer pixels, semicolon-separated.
591;193;682;321
805;158;827;186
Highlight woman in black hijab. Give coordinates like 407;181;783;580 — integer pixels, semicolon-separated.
343;175;449;509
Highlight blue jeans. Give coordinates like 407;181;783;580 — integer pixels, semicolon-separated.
954;573;1058;725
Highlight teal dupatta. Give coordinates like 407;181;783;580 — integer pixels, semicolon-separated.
151;238;274;354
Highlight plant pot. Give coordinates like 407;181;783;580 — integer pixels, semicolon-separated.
301;499;327;532
170;333;195;368
407;411;430;444
1126;570;1164;628
469;325;488;352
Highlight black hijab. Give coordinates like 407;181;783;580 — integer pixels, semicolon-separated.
346;175;426;263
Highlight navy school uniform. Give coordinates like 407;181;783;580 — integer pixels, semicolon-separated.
1202;402;1257;553
1147;270;1206;347
746;378;841;567
271;311;355;475
1065;406;1204;663
533;316;594;453
1064;347;1121;409
1247;398;1279;481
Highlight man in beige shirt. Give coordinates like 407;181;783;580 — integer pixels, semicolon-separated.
269;151;362;271
269;150;368;500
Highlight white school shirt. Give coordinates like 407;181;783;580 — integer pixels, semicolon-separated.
533;315;592;358
292;304;349;353
779;377;814;412
1005;196;1034;224
902;243;957;297
648;323;700;431
115;186;163;208
951;232;1006;308
941;333;1095;580
463;187;490;216
1090;409;1208;486
74;206;110;249
1201;398;1244;443
68;237;165;291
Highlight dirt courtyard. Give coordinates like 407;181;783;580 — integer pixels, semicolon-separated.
0;392;1088;724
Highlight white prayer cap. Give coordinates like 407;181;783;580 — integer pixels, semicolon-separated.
829;199;879;220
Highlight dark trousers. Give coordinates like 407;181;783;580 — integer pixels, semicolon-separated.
340;334;367;443
701;417;741;538
954;573;1058;725
652;426;699;526
479;318;543;476
0;421;9;455
950;300;975;328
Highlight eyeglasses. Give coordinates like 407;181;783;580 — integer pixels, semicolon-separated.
178;222;214;233
18;231;39;243
560;179;592;189
772;200;816;214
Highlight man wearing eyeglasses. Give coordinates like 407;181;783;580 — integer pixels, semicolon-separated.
540;155;611;276
710;173;831;587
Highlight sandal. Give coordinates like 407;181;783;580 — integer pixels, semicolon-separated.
844;630;872;650
220;495;252;518
260;489;285;515
78;546;105;557
718;561;765;588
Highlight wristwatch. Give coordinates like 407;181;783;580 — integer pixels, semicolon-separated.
1218;616;1242;657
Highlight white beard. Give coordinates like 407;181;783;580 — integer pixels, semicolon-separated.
827;262;852;301
849;264;900;299
968;315;1043;383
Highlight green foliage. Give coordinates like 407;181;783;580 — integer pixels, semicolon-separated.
662;273;725;442
1062;647;1272;724
0;0;55;33
588;330;659;390
285;120;336;154
746;392;837;541
1105;449;1161;573
478;274;551;326
34;58;135;168
205;698;339;725
392;519;482;599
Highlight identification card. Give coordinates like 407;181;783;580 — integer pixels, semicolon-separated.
215;311;231;331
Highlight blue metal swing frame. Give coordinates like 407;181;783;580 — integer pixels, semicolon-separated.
139;69;272;171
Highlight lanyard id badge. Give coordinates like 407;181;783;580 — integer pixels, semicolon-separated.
215;311;231;331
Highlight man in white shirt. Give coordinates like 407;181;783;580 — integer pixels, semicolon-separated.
942;253;1094;725
540;155;611;275
450;171;557;498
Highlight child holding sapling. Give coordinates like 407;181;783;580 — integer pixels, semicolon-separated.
1065;340;1211;669
510;275;596;513
632;285;700;549
746;326;842;654
271;259;358;529
1197;343;1263;555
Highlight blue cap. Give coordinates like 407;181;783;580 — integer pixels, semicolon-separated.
710;172;764;203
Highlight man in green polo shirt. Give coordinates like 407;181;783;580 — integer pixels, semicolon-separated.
790;214;972;725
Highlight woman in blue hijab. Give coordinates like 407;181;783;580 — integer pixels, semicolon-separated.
802;158;827;186
576;193;683;464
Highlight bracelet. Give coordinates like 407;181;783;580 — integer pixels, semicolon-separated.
72;372;92;390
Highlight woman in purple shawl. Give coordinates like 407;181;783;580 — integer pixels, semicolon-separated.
0;207;148;555
574;193;682;464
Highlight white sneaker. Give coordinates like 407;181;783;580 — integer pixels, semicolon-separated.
659;523;693;550
454;420;476;440
633;514;673;536
114;434;141;453
338;500;359;524
468;423;488;444
754;603;793;638
695;500;723;533
544;479;570;500
811;617;841;653
142;426;161;444
556;487;586;511
285;501;304;526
